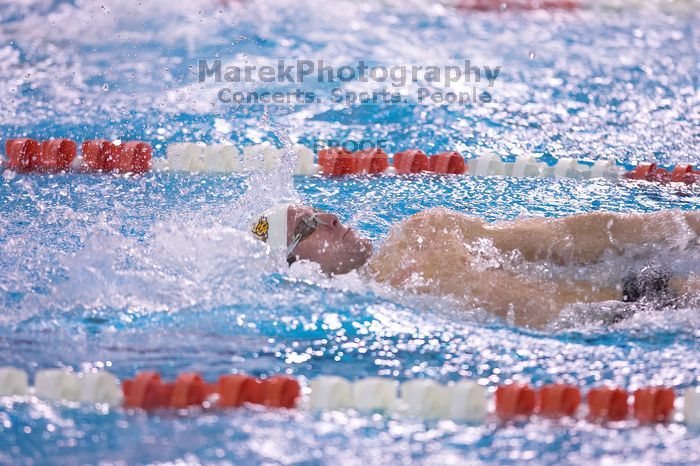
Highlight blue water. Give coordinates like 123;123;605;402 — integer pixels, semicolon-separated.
1;0;700;464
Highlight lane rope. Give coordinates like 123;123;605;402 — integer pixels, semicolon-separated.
1;367;698;426
2;138;698;183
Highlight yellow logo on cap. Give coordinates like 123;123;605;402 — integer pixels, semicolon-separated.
251;216;269;242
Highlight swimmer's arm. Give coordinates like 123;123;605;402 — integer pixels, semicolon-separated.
464;270;620;327
561;210;700;249
496;210;700;265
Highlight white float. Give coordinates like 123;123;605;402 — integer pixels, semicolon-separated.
205;144;239;172
187;143;208;172
294;145;318;176
352;377;397;412
684;387;700;426
166;143;201;172
309;376;354;410
79;371;122;404
34;369;81;401
509;154;543;178
242;145;266;171
590;157;623;180
400;379;450;418
468;152;508;176
551;157;580;178
262;146;284;171
448;380;487;421
0;367;29;396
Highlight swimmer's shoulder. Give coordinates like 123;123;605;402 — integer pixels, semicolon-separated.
399;207;486;236
407;207;482;223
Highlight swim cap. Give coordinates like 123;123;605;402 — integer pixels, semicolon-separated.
250;204;290;251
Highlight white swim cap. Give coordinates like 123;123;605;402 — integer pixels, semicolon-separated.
250;204;290;250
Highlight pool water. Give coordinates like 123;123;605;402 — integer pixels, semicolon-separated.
1;0;700;464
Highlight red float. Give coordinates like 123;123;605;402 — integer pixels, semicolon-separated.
6;138;41;172
495;383;536;419
123;371;173;410
625;163;657;181
336;150;362;175
429;151;466;174
82;140;117;172
651;167;671;183
217;374;249;407
242;377;267;405
633;387;675;423
670;164;695;184
587;387;629;421
217;374;267;407
263;376;301;409
318;147;390;175
169;372;208;409
318;147;351;176
537;384;581;418
356;148;389;175
625;162;698;184
80;140;152;173
118;141;152;174
38;139;76;172
393;149;429;174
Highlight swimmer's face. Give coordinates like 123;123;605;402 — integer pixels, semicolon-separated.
286;205;372;275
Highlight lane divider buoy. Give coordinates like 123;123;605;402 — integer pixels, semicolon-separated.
3;138;151;174
122;372;301;410
6;138;76;173
122;371;171;410
393;149;429;174
263;376;302;408
169;372;211;409
625;162;699;185
352;377;398;411
77;371;122;404
79;140;151;173
308;375;354;410
0;367;29;396
31;369;122;404
633;387;675;423
586;386;629;421
495;383;536;419
318;148;391;176
684;387;700;426
35;369;81;401
510;154;543;178
429;151;467;174
400;379;451;418
164;143;318;175
536;383;581;418
1;367;699;425
217;374;262;407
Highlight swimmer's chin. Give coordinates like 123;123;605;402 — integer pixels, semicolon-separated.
328;250;373;276
288;257;372;278
311;242;373;276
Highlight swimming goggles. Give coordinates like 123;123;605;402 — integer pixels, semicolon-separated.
287;211;327;265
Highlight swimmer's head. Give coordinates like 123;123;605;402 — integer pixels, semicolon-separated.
250;204;372;275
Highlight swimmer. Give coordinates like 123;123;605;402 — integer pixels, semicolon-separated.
250;205;700;327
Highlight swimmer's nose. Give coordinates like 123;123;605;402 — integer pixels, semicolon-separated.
317;212;341;230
